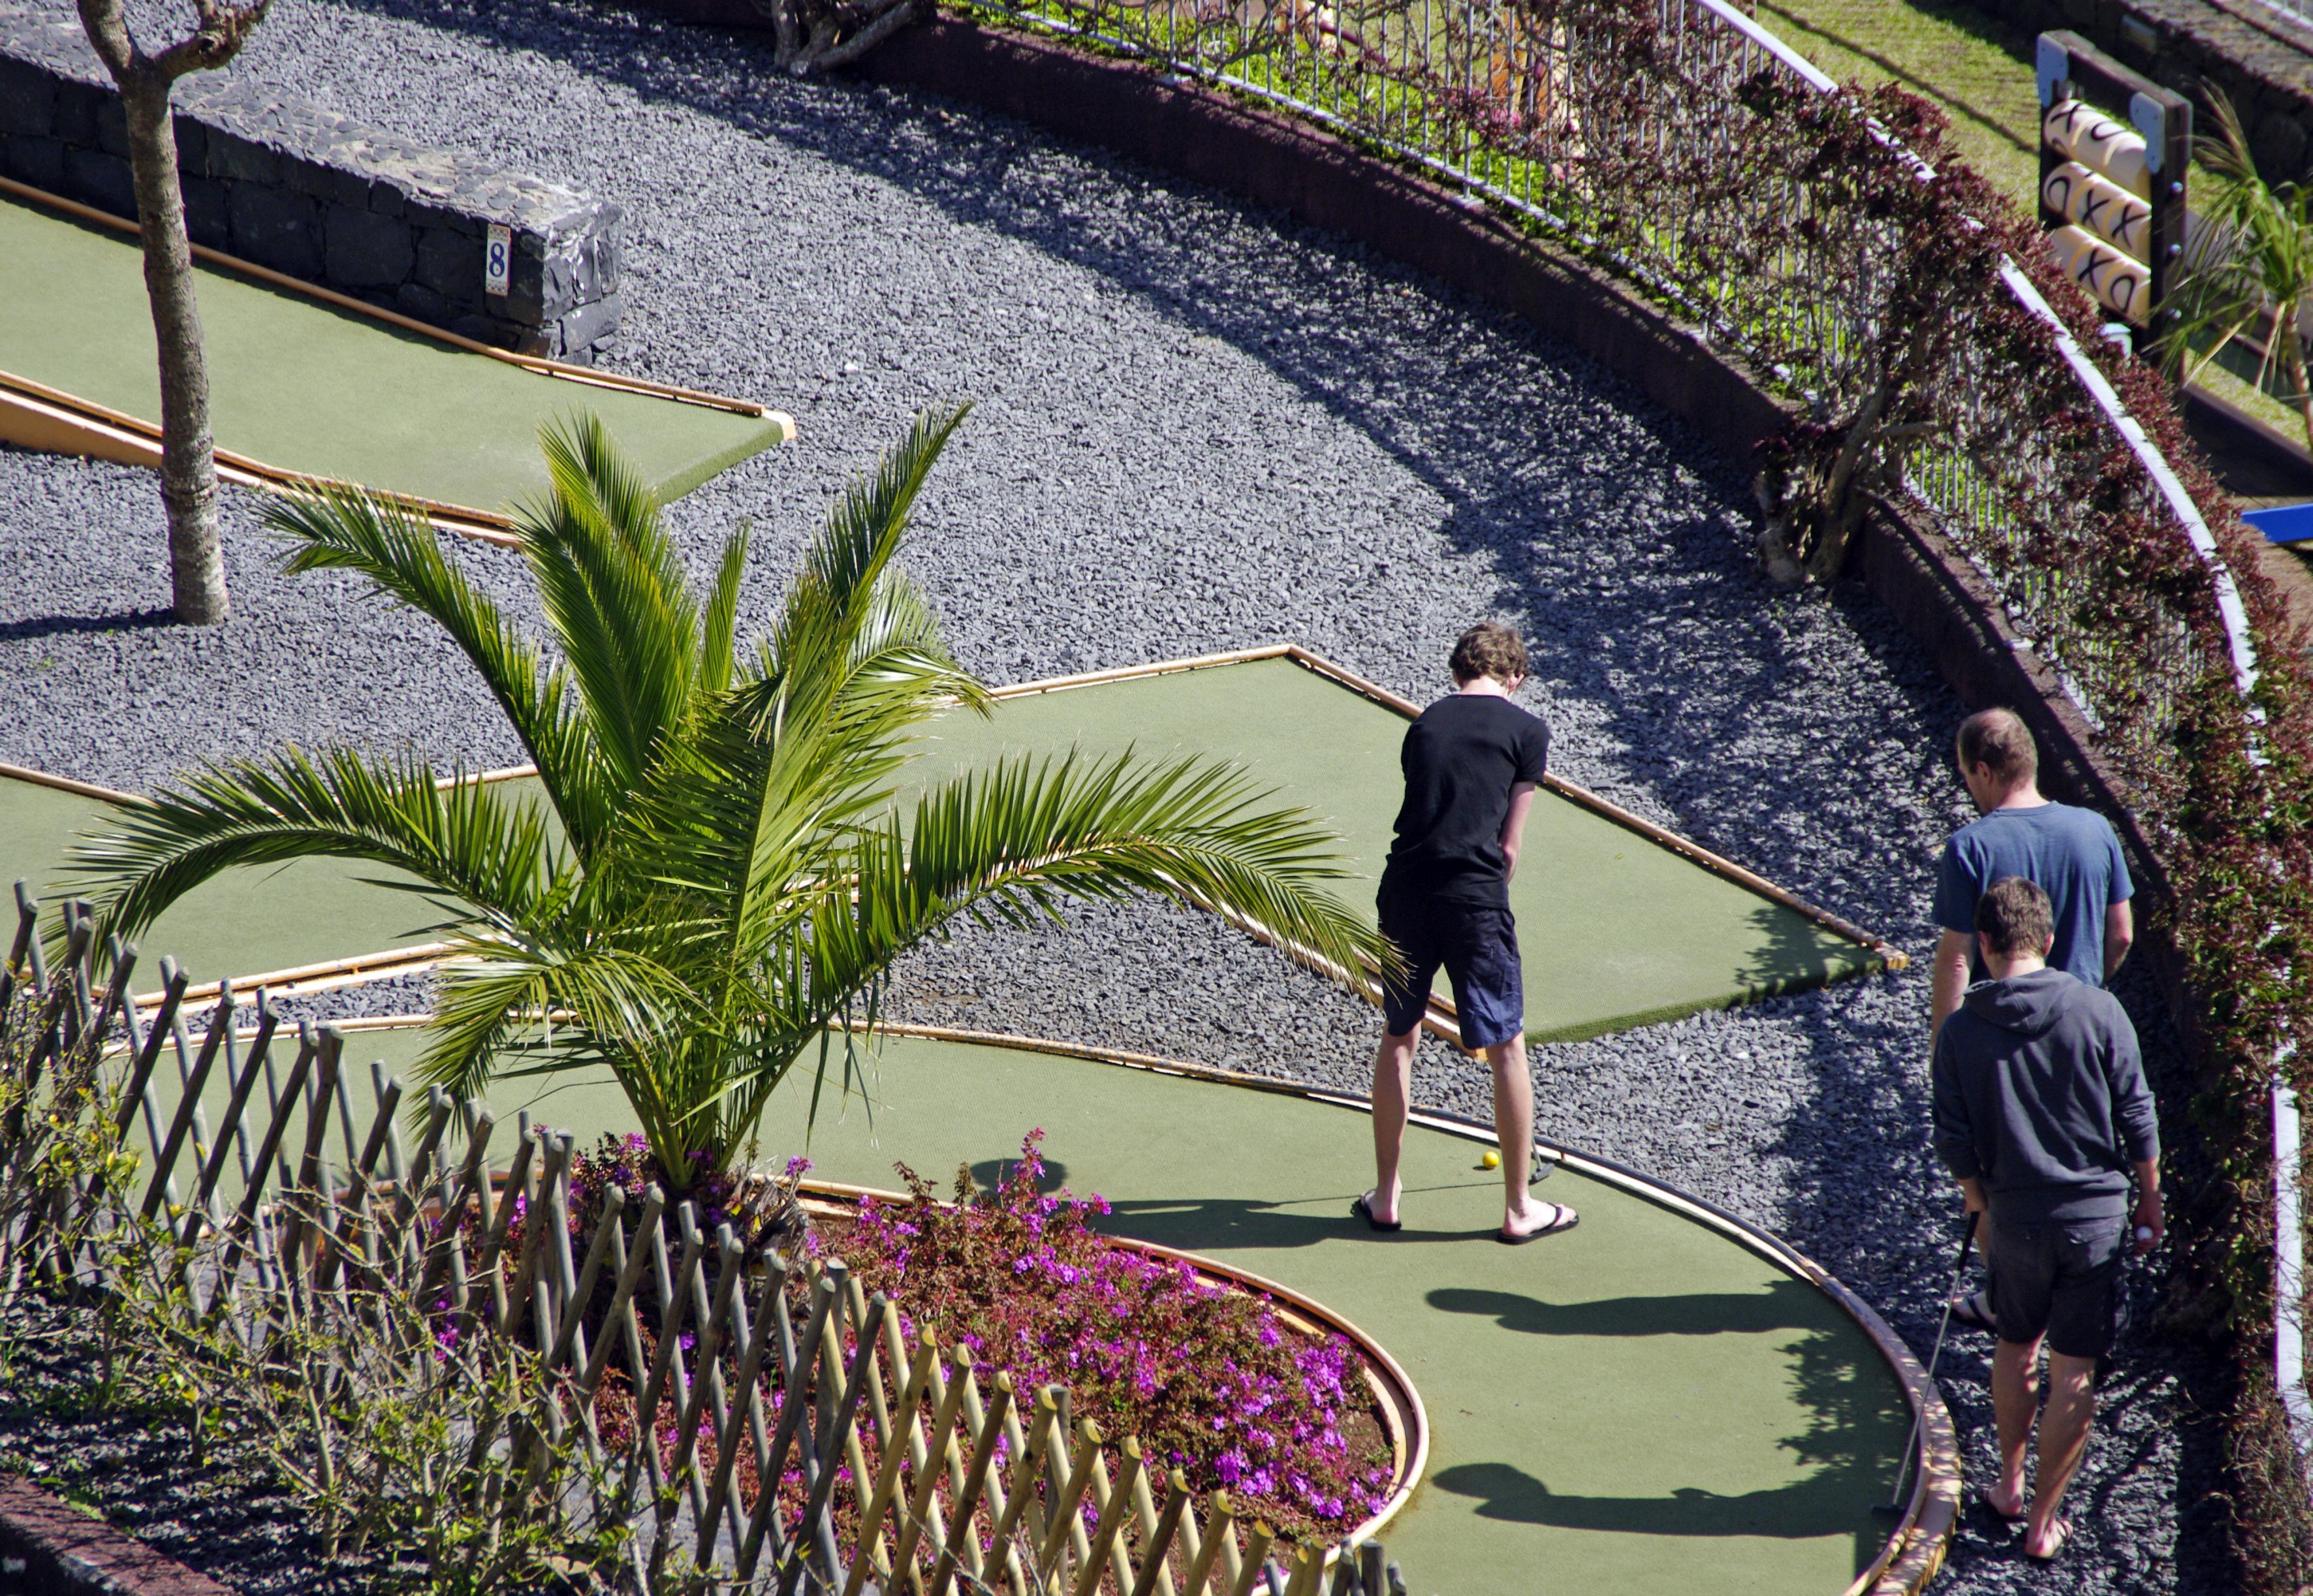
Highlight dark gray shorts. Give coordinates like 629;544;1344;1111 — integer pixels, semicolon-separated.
1987;1213;2128;1359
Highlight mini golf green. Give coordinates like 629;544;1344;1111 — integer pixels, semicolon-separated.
904;656;1885;1039
158;1022;1912;1596
0;191;787;514
0;771;441;985
1;654;1888;1033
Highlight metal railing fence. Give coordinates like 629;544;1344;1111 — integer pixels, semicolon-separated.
960;0;2262;807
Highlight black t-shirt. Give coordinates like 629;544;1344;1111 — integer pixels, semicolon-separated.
1380;693;1551;907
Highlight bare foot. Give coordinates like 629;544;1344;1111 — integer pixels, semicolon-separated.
1983;1480;2026;1522
2023;1517;2071;1561
1500;1200;1578;1245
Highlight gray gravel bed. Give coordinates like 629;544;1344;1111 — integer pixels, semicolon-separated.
0;1296;382;1595
0;0;2222;1589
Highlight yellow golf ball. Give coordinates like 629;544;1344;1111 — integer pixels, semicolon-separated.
1480;1150;1501;1169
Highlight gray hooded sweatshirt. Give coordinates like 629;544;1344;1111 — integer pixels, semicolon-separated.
1931;967;2158;1223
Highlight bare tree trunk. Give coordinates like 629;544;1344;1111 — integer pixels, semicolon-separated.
119;75;227;624
73;0;270;627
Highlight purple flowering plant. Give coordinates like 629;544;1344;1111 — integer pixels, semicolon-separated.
838;1131;1394;1540
469;1129;1391;1542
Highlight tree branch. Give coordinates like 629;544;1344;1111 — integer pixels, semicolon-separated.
149;0;272;80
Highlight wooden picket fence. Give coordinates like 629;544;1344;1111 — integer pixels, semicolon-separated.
0;888;1408;1595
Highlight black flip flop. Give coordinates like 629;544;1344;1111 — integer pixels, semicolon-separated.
2024;1518;2072;1563
1981;1490;2028;1525
1499;1203;1579;1245
1351;1193;1402;1233
1949;1289;1998;1334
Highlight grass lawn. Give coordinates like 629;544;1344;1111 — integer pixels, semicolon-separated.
1753;0;2313;582
1752;0;2045;203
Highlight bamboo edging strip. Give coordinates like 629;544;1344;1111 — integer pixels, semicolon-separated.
0;364;525;547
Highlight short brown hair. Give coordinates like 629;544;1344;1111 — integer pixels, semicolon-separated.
1449;623;1529;684
1975;877;2054;958
1956;708;2037;788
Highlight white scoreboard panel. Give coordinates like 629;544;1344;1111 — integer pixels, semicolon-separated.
2036;31;2190;331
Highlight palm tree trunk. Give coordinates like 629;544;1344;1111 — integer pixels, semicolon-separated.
2286;297;2313;458
120;74;228;625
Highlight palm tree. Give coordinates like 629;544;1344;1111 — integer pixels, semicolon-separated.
65;404;1386;1190
2156;91;2313;451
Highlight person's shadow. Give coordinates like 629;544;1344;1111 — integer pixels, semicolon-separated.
1100;1184;1495;1253
1428;1309;1909;1575
1428;1277;1826;1338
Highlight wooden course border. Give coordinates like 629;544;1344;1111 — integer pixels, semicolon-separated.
0;174;796;546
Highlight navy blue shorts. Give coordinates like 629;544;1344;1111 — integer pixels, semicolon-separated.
1377;886;1525;1049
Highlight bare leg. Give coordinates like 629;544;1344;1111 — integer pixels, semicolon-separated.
1989;1335;2041;1520
1366;1027;1418;1225
2024;1352;2098;1557
1488;1035;1567;1238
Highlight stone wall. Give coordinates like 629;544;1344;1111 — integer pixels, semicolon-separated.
1958;0;2313;183
0;2;623;361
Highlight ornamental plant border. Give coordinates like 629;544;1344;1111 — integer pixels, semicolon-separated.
790;1181;1429;1539
0;916;1409;1594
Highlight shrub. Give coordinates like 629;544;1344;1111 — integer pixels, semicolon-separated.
841;1131;1394;1540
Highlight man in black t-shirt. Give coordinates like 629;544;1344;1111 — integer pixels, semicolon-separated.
1355;623;1579;1245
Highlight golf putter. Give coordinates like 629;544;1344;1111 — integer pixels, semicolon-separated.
1874;1208;1982;1518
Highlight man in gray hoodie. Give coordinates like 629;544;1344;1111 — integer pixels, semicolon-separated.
1931;877;2162;1562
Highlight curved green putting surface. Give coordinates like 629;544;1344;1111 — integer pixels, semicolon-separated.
3;655;1883;1034
906;657;1882;1039
219;1025;1910;1596
0;193;786;512
0;772;438;984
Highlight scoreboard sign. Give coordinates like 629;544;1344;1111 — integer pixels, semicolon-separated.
2036;30;2189;329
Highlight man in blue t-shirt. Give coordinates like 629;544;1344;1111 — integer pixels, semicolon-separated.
1931;708;2139;1339
1930;709;2134;1052
1356;623;1577;1245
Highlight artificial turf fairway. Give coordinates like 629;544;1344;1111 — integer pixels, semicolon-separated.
0;192;786;513
906;657;1882;1039
240;1024;1910;1596
0;772;438;981
0;657;1884;1031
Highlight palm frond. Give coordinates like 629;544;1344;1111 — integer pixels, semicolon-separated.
700;526;751;704
420;932;698;1129
764;401;973;704
261;484;614;848
832;751;1381;1030
2158;91;2313;415
512;413;700;794
63;750;558;952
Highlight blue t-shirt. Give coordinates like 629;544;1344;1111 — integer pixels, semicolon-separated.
1932;802;2133;985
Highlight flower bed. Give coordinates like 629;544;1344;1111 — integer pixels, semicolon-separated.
833;1132;1398;1537
548;1129;1401;1544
